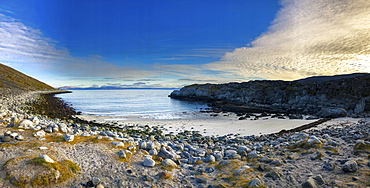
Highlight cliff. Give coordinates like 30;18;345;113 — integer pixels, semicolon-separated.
169;73;370;117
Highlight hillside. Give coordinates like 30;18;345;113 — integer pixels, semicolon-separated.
169;73;370;117
0;63;57;91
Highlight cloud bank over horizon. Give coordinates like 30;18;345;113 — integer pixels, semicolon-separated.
207;0;370;81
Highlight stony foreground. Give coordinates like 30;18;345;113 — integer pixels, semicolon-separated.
1;90;370;188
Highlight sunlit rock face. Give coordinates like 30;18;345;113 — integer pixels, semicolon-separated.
207;0;370;80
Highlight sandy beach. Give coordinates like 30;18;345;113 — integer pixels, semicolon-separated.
77;113;319;137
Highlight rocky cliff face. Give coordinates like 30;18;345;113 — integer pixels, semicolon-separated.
169;73;370;117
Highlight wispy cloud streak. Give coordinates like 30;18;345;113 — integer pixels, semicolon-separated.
207;0;370;80
0;13;157;80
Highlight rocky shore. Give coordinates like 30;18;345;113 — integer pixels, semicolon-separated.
169;73;370;118
1;90;370;188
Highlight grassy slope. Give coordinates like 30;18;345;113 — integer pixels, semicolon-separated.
0;63;57;91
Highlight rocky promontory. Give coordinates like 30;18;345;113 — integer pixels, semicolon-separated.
169;73;370;118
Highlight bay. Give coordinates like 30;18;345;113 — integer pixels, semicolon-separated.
57;89;210;120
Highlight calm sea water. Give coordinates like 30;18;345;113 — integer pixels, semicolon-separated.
57;89;210;120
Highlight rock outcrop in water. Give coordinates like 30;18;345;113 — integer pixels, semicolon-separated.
169;73;370;117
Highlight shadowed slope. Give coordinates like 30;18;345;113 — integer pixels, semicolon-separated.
0;63;57;91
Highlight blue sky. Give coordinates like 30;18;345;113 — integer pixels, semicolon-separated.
1;0;369;88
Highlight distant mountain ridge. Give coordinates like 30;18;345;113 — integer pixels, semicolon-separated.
59;86;179;90
169;73;370;117
0;63;57;91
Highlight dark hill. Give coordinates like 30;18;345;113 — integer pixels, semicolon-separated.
295;73;369;84
0;63;57;91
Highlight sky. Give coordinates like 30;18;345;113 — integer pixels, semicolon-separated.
0;0;369;88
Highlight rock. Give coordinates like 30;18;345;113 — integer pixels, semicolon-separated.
39;155;55;163
354;98;366;114
301;175;325;188
149;149;158;155
204;155;216;163
307;136;322;145
161;159;178;168
15;135;25;141
30;116;40;125
18;119;34;129
195;177;207;184
2;136;11;142
323;161;335;171
317;107;347;118
143;156;156;167
234;166;252;175
139;141;148;150
118;150;127;158
270;159;282;166
96;184;104;188
59;123;68;133
112;141;125;147
224;150;237;158
45;126;53;133
248;178;262;187
9;132;18;138
34;130;46;137
342;160;358;172
64;135;74;142
265;171;281;180
157;147;178;160
92;177;101;186
157;172;172;179
247;151;259;159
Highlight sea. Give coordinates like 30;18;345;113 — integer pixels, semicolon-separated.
57;89;211;120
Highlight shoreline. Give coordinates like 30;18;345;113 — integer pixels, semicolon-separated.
76;113;322;137
1;90;370;187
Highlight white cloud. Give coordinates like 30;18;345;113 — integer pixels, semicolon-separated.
207;0;370;80
0;13;158;81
